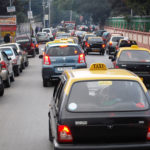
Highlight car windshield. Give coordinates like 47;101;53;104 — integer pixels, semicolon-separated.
43;30;50;33
67;80;149;112
1;48;13;56
119;50;150;62
46;45;80;56
112;36;124;42
89;38;103;42
16;37;30;43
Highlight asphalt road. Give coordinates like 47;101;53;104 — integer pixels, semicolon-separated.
0;44;112;150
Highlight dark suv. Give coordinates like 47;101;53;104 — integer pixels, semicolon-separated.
16;35;36;57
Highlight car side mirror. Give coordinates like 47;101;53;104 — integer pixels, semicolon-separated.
39;55;43;59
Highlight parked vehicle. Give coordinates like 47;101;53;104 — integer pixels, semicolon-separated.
0;50;14;87
0;43;29;69
0;64;4;96
0;47;21;76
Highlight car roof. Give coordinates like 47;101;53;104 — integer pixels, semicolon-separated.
119;45;149;52
0;46;13;50
63;64;147;95
0;43;18;46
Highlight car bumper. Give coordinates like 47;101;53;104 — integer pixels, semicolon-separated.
0;70;8;81
54;140;150;150
42;64;87;80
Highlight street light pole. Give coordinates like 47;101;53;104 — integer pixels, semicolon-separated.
10;0;12;6
42;0;46;28
48;0;51;27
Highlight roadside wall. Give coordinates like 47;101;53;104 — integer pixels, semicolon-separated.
104;26;150;49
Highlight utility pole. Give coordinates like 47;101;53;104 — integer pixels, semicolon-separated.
42;0;45;28
70;10;72;22
48;0;51;27
10;0;12;6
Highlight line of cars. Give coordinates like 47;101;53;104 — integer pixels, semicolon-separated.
0;42;29;96
35;24;150;150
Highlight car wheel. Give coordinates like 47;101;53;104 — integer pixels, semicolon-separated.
25;61;29;67
10;72;15;82
15;67;20;76
49;119;53;142
22;63;25;70
43;80;52;87
5;76;11;88
0;80;4;96
32;51;36;58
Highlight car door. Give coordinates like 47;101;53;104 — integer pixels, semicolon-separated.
49;76;67;140
2;52;12;74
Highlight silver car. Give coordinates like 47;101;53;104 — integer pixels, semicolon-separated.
0;47;21;76
0;43;29;69
0;51;14;87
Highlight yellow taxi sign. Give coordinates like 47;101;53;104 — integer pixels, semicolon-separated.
89;63;107;71
131;45;138;48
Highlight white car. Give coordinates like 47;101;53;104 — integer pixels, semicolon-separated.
42;28;53;40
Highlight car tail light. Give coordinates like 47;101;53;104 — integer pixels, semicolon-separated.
109;42;112;46
147;127;150;140
85;41;88;47
58;125;73;143
36;44;39;48
87;43;90;48
43;55;51;65
30;43;35;48
102;44;106;48
78;53;85;63
0;61;7;69
12;59;17;64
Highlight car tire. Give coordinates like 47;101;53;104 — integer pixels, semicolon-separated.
15;67;20;76
22;63;25;70
32;51;36;58
49;119;53;142
43;80;52;87
5;76;11;88
0;80;4;96
25;61;29;67
10;72;15;82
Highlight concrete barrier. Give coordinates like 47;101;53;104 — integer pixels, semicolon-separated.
104;26;150;49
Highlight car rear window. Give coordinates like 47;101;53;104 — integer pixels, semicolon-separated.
119;50;150;62
120;40;137;47
46;45;81;56
67;80;149;112
1;48;13;56
89;38;103;42
112;36;124;42
37;33;46;36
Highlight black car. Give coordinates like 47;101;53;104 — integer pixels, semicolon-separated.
110;46;150;87
85;37;106;55
48;65;150;150
95;30;106;37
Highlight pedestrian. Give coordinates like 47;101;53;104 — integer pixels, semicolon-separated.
35;26;38;35
4;34;10;43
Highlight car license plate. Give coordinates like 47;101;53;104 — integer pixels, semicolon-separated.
57;67;72;71
92;49;100;52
